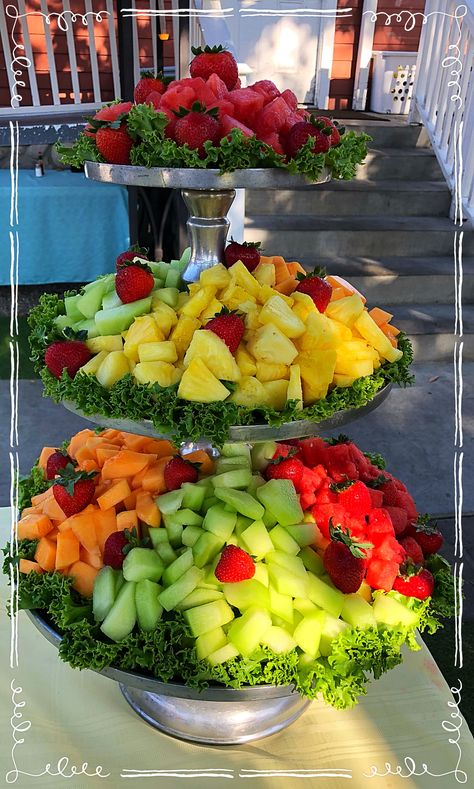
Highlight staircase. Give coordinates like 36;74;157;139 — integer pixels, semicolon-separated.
245;121;474;363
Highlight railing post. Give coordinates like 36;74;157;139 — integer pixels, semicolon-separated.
352;0;377;111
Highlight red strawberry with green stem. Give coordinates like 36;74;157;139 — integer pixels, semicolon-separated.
190;45;239;91
285;117;332;160
295;266;332;313
323;523;373;594
330;478;372;518
116;245;149;270
46;450;72;480
215;545;255;583
173;102;221;157
52;464;96;517
134;71;168;104
115;260;155;304
408;515;444;556
95;124;133;165
399;536;424;565
224;240;262;272
205;307;245;354
164;456;200;491
45;340;92;380
392;567;435;600
315;116;345;147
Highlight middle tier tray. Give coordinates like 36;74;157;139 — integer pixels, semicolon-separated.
63;382;391;443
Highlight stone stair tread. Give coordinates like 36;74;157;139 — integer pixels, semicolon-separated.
301;256;474;277
366;147;437;158
258;179;450;193
395;304;473;334
246;215;467;232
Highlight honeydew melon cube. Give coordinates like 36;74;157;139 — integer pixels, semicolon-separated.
122;547;164;583
164;519;183;548
182;525;204;548
221;442;252;462
100;580;136;642
162;547;194;587
201;496;220;514
102;290;122;310
192;532;224;568
261;626;297;654
256;479;304;527
372;593;418;628
247;475;266;496
156;489;185;515
78;350;108;377
148;527;170;548
293;597;320;617
207;643;239;666
253;562;269;587
235;515;253;537
262;511;278;529
177;588;224;611
293;610;326;657
250;441;277;471
299;546;325;576
135;579;163;631
165;268;181;289
341;594;377;628
222;579;269;611
319;614;350;657
77;279;107;319
165;509;203;527
158;566;204;611
210;469;252;490
93;566;120;623
214;487;264;521
153;287;180;309
195;626;228;660
202;504;236;541
95;296;152;336
306;574;344;618
64;293;84;322
241;520;274;558
227;607;272;657
181;483;206;512
184;598;234;637
54;314;75;332
269;525;300;555
286;523;320;548
265;550;307;578
267;564;308;599
215;455;250;471
148;260;169;278
155;541;178;566
268;586;294;625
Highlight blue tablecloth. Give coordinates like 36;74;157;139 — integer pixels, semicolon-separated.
0;169;129;284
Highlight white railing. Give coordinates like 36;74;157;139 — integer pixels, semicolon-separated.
410;0;474;224
0;1;167;118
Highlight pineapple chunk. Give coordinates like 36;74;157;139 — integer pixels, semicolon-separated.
79;350;108;376
227;261;262;299
287;364;303;409
298;312;339;351
253;263;276;287
199;263;231;289
138;341;178;363
247;324;298;366
354;311;403;363
325;294;365;327
255;361;289;382
257;284;293;307
240;301;260;331
225;286;257;312
170;315;201;358
127;358;136;373
292;291;317;322
259;294;305;339
151;301;178;337
176;292;189;310
96;351;130;388
179;286;217;318
337;340;379;362
200;298;224;324
262;380;288;410
178;358;230;402
334;356;374;378
297;350;337;404
333;373;356;388
326;318;352;343
184;330;241;382
124;316;164;361
133;361;180;387
228;376;268;407
86;335;123;353
236;346;257;376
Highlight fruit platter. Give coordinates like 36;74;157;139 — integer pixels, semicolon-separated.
58;46;371;279
4;428;454;743
29;248;412;446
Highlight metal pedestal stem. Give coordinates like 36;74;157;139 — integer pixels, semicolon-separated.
180;188;235;282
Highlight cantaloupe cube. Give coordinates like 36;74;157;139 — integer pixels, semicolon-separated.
141;439;175;458
121;433;151;452
67;429;96;460
123;490;138;510
55;530;80;570
136;491;161;527
31;488;54;507
67;561;98;598
141;459;169;495
34;537;57;571
96;447;120;467
80;546;104;569
17;513;53;540
19;559;43;574
37;447;56;470
93;508;117;552
70;513;99;553
117;510;139;532
97;479;131;511
369;307;393;326
101;450;155;481
42;496;67;523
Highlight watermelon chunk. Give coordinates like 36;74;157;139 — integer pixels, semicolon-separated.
208;98;235;120
229;88;265;125
368;488;384;509
161;86;196;112
298;437;328;468
280;89;298;111
258;97;293;134
260;132;285;155
367;508;394;541
365;559;399;592
250;80;280;104
220;114;254;138
311;503;346;538
207;73;229;99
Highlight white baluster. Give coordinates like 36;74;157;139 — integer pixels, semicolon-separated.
61;0;81;103
40;0;61;105
106;0;121;98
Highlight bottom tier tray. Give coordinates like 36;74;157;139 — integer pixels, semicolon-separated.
27;610;310;744
62;382;392;443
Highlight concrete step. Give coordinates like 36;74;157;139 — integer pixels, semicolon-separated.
307;257;474;306
355;148;443;181
331;121;431;149
395;304;474;362
246;180;451;217
245;215;474;259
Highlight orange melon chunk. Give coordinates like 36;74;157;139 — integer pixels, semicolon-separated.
136;491;161;527
286;261;306;277
93;508;117;552
141;439;175;458
380;321;400;337
183;450;215;476
96;447;120;467
123;490;138;511
75;445;96;464
80;546;104;570
55;530;80;570
70;513;98;552
121;433;151;452
117;510;139;532
369;307;394;326
101;450;156;481
42;496;67;523
140;460;169;495
330;287;347;302
131;466;149;490
31;487;54;507
274;277;298;296
37;447;57;470
34;537;57;572
19;559;43;574
17;513;53;540
67;561;98;598
272;255;290;284
78;458;100;474
99;429;123;443
97;479;131;511
20;506;42;517
67;429;96;459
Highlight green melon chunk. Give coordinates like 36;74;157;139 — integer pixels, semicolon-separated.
270;525;300;555
319;614;350;657
93;566;120;623
287;522;320;547
192;532;224;568
178;588;224;611
148;527;170;548
202;504;236;541
158;566;204;611
254;562;269;587
156;489;185;515
210;469;253;490
201;496;219;513
240;520;274;558
94;295;152;335
64;293;84;322
102;290;122;310
293;597;320;617
181;483;207;512
207;643;239;666
155;541;178;566
247;475;267;496
267;564;308;599
122;547;164;583
182;525;204;547
251;441;278;471
372;593;418;627
77;279;107;319
184;598;234;637
299;546;325;576
164;268;182;289
164;518;183;548
293;610;326;657
341;594;377;628
261;625;297;654
306;573;344;618
153;287;179;308
195;626;228;660
54;314;75;332
164;509;203;527
135;579;163;631
227;607;272;657
162;548;194;587
221;442;252;463
214;487;264;521
268;585;294;625
265;550;307;578
235;514;253;537
256;479;303;527
222;579;269;611
100;580;136;642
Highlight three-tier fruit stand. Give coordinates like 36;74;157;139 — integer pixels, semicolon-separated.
28;161;393;744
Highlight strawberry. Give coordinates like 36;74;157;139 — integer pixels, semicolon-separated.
285;117;332;160
330;479;372;518
173;102;221;157
295;266;332;313
315;116;345;147
224;239;262;272
52;464;96;517
95;123;133;165
134;71;168;104
103;531;129;569
116;245;148;270
399;536;424;565
385;506;408;537
215;545;255;583
264;454;304;487
190;45;238;91
205;307;245;354
46;450;72;480
45;340;92;380
408;515;444;556
393;490;418;522
115;261;154;304
323;524;372;594
164;456;199;491
392;567;435;600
